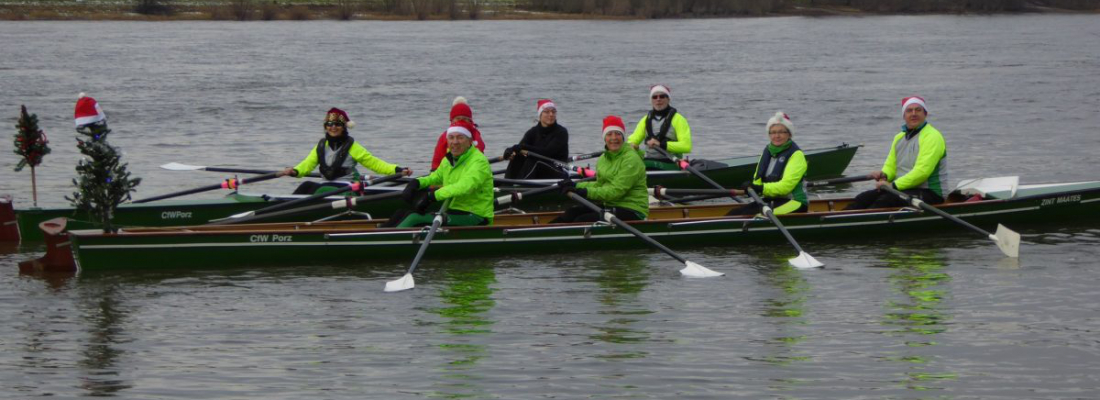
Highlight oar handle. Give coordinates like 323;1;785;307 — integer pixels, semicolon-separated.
211;190;402;225
568;151;604;162
206;166;324;178
806;175;875;188
133;172;279;204
495;177;595;207
651;147;745;204
251;173;404;216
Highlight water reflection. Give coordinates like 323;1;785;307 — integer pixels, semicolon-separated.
75;278;133;396
588;255;654;360
426;264;497;399
880;248;957;391
747;251;812;370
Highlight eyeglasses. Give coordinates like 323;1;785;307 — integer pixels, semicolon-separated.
651;94;668;100
324;121;345;128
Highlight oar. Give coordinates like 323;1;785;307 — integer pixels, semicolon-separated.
384;199;452;292
493;177;556;188
209;190;402;225
880;185;1020;257
520;150;597;178
132;172;280;204
219;173;404;220
651;146;745;203
495;177;595;208
806;175;874;188
566;192;723;278
744;187;823;269
160;162;323;178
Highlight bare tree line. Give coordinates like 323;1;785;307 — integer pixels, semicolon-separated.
134;0;1096;19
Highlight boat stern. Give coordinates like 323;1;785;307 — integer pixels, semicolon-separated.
18;218;77;273
1;195;19;242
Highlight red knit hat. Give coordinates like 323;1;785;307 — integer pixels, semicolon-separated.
602;115;625;136
74;93;106;127
325;107;355;129
450;96;472;121
537;99;556;117
901;96;927;114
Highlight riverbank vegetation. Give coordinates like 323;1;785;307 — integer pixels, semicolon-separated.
0;0;1095;21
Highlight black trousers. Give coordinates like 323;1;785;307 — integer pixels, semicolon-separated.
725;199;808;216
844;188;944;210
550;205;643;224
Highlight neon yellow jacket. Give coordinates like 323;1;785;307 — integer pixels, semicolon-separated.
627;112;692;159
293;140;397;180
418;147;494;223
752;148;808;215
882;123;949;197
577;146;649;218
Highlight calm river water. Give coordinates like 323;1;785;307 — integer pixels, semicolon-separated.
1;15;1099;398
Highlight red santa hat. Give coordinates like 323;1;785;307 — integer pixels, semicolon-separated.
325;107;356;129
766;111;794;136
450;96;472;121
901;96;928;114
446;120;476;139
74;93;107;127
602;115;625;136
649;84;671;98
537;99;556;117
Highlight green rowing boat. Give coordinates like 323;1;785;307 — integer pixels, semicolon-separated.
3;144;860;242
21;177;1100;272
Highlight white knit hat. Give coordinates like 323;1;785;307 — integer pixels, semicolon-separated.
649;84;670;98
766;111;794;136
901;96;928;114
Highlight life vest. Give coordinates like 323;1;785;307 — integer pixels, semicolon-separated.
643;107;679;161
316;136;355;181
754;141;806;203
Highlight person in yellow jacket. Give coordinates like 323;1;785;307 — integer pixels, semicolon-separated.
845;96;949;210
726;111;809;216
278;107;411;194
390;120;494;228
626;84;692;170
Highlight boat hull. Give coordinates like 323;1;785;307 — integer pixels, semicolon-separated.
54;180;1100;271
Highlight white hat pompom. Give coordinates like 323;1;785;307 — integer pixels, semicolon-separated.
452;96;468;106
346;120;356;130
766;111;795;136
78;92;86;99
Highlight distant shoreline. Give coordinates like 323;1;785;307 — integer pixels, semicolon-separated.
0;2;1095;21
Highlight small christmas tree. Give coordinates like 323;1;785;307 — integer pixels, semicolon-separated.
13;105;51;207
65;95;141;233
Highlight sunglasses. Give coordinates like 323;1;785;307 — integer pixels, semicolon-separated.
324;121;345;128
651;94;668;100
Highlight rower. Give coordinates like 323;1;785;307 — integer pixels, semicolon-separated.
430;96;486;172
552;116;648;223
726;111;809;216
388;120;494;228
277;107;411;195
502;98;570;179
627;84;693;171
845;96;949;210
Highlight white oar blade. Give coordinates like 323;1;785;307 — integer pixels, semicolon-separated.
992;224;1021;258
160;162;205;171
680;260;724;278
383;273;415;292
788;251;824;269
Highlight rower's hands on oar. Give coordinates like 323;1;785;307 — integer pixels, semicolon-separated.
402;180;421;204
415;189;437;213
557;179;586;197
395;166;413;176
276;167;298;178
869;170;886;181
502;145;521;161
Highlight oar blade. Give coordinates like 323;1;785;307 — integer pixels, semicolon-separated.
992;224;1021;258
160;162;205;171
384;273;415;292
789;251;824;269
680;261;724;278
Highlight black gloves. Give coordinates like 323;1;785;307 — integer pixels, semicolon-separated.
415;189;436;213
394;166;406;175
503;144;522;160
742;182;764;195
402;179;421;204
558;178;576;194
